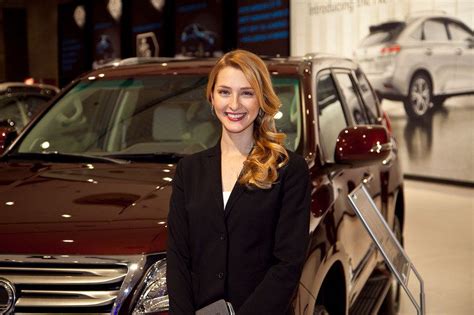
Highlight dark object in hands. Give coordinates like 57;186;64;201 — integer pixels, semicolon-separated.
196;299;235;315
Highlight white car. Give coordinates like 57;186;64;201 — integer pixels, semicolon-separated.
354;13;474;119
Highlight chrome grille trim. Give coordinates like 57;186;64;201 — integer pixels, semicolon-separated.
17;290;119;307
0;254;144;312
0;266;127;285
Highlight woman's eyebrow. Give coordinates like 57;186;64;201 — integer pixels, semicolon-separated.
216;85;253;90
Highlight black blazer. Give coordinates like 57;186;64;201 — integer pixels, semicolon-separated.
166;143;311;315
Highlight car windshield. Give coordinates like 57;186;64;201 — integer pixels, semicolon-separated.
14;75;302;161
359;22;405;47
0;94;51;130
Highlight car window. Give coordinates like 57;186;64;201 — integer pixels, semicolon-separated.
22;95;50;118
316;73;347;163
17;75;302;156
334;72;368;125
423;19;448;41
354;69;380;124
359;22;405;47
448;22;472;41
410;26;423;40
273;78;302;152
0;97;27;130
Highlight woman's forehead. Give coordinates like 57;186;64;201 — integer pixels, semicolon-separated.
215;66;253;88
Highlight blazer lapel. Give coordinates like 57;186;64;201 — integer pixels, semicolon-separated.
206;143;224;212
224;182;245;219
206;141;247;219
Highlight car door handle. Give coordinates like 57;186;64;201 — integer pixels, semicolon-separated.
363;173;374;184
425;48;432;56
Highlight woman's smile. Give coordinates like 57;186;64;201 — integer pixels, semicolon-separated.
224;111;247;121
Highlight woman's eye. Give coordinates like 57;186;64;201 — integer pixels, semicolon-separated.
242;90;255;97
218;89;230;96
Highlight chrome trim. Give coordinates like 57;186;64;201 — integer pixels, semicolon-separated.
17;290;118;307
370;142;392;154
0;254;144;312
0;278;16;314
0;254;141;265
0;266;127;285
111;254;148;314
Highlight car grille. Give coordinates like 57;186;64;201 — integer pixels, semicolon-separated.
0;255;145;314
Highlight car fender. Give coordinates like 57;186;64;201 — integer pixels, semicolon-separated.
296;237;351;315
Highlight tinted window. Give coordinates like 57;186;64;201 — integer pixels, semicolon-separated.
17;76;302;156
317;73;347;163
359;23;405;47
334;73;368;125
423;20;448;41
0;97;26;130
273;78;302;152
22;95;50;118
354;69;380;124
448;22;472;41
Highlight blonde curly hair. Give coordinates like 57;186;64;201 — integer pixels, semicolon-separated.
206;49;289;189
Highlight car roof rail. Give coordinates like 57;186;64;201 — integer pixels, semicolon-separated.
117;56;197;66
303;52;343;60
93;56;198;69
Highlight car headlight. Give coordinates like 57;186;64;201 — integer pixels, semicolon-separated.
132;258;168;314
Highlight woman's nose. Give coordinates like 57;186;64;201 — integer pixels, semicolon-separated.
228;95;240;111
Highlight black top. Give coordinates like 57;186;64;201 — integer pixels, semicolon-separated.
166;143;311;314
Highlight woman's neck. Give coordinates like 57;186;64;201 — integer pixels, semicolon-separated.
220;129;254;156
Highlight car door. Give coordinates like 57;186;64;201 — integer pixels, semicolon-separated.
315;69;377;286
332;70;384;278
421;18;457;93
447;20;474;93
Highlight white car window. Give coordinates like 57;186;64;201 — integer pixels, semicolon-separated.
423;19;448;41
448;22;472;41
410;26;422;40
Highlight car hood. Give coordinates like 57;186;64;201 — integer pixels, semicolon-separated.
0;162;175;255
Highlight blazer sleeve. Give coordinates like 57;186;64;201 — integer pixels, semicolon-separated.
166;160;195;314
237;154;311;315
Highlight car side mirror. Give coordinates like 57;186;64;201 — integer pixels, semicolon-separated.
334;125;391;167
0;120;18;155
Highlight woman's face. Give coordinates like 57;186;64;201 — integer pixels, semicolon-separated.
212;66;260;136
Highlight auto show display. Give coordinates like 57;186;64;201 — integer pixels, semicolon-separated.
0;54;403;314
355;14;474;119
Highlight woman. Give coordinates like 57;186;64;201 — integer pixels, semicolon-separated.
167;49;311;314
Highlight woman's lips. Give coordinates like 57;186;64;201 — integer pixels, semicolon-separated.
225;112;247;122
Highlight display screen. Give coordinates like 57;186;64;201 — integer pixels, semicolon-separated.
131;0;167;57
237;0;290;56
175;0;223;57
91;0;121;68
58;3;88;87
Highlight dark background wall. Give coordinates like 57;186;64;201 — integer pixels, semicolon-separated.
0;0;290;88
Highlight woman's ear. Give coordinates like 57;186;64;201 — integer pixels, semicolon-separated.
209;92;215;105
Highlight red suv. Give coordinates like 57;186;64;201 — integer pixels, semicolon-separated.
0;54;404;314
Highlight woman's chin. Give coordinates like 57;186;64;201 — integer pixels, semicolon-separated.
222;123;253;135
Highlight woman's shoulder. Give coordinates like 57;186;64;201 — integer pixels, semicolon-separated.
281;149;308;174
178;145;217;168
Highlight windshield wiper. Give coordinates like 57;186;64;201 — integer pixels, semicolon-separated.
104;152;186;162
5;152;129;164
